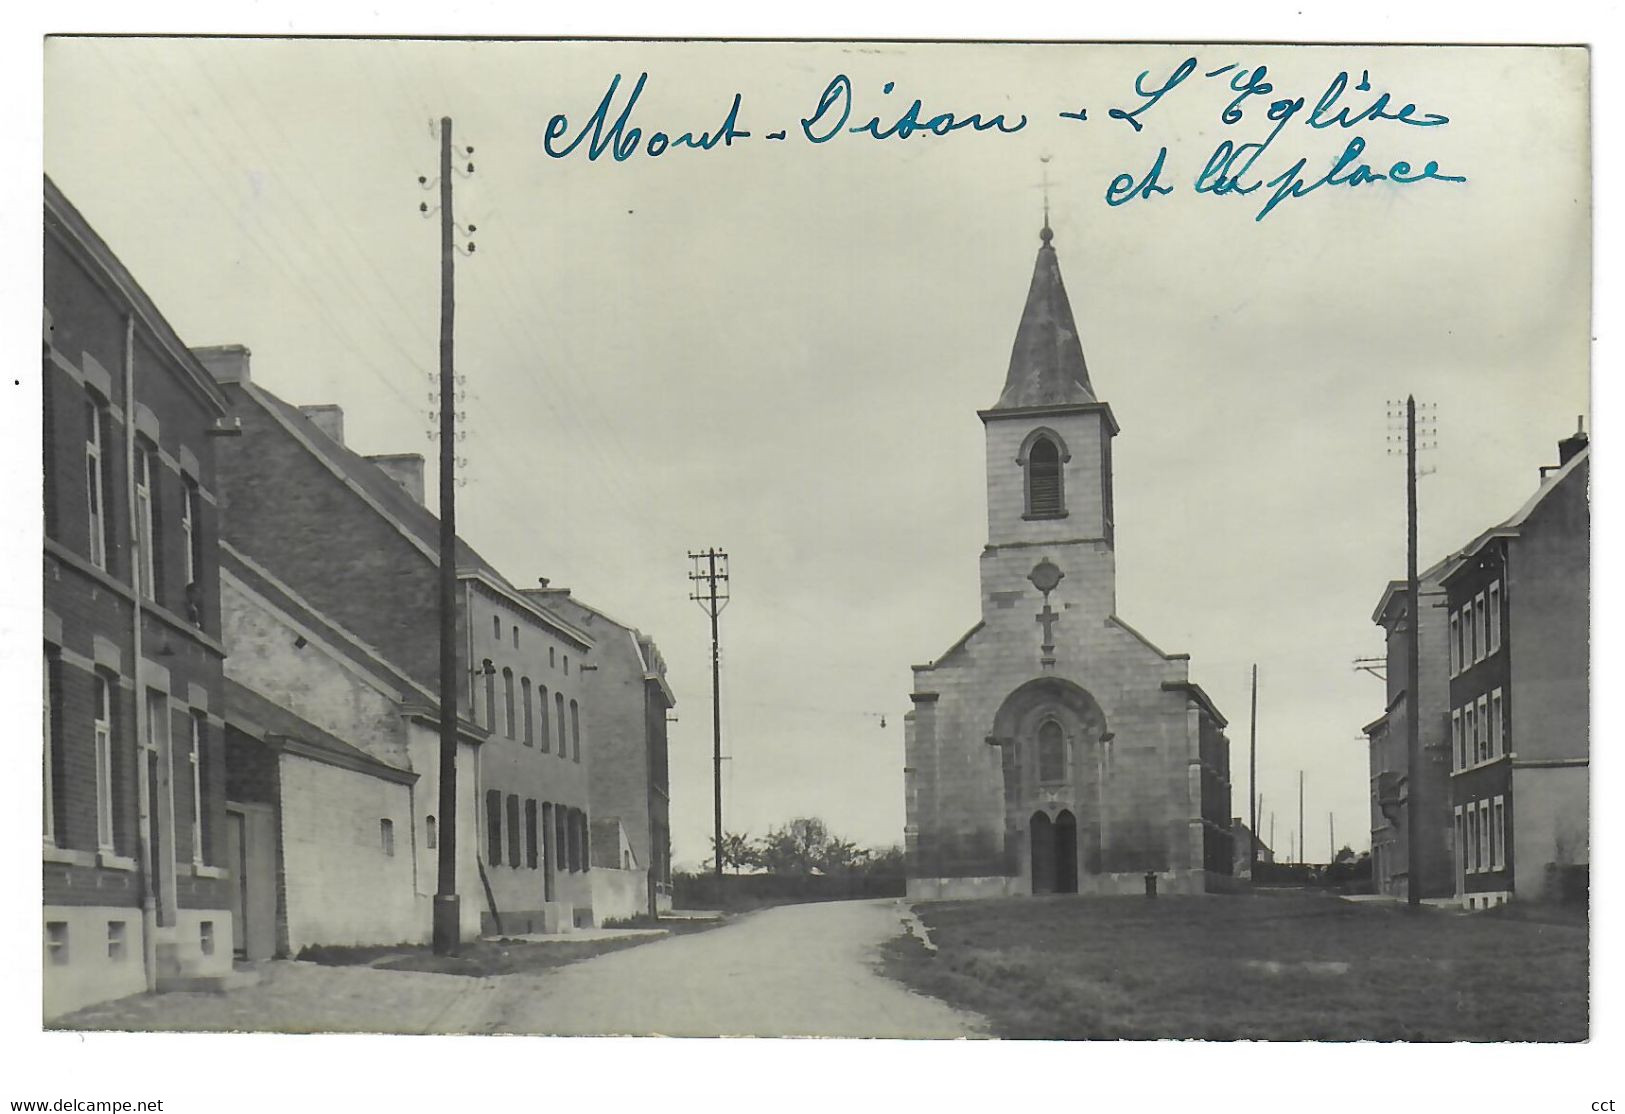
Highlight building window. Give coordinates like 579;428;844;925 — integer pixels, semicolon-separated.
1487;581;1502;654
182;479;204;627
503;667;516;739
1448;611;1461;676
521;677;534;745
44;647;65;845
482;660;496;731
107;920;126;961
493;614;502;639
541;802;555;900
1466;804;1479;873
85;394;109;570
506;794;522;867
566;809;580;872
554;806;567;872
380;818;395;857
580;811;591;872
200;920;216;957
512;624;519;648
1476;695;1490;763
134;439;160;602
1451;708;1464;771
556;692;567;756
485;789;503;865
1037;720;1065;783
538;685;551;752
1488;689;1503;758
1464;703;1476;768
46;922;69;967
188;713;206;866
1454;806;1465;881
525;799;539;869
570;700;581;763
1025;435;1065;517
1477;800;1490;872
563;654;569;675
549;647;556;669
1491;796;1506;871
426;815;437;850
94;672;115;852
1473;592;1487;662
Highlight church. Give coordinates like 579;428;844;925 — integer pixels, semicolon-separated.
903;221;1235;899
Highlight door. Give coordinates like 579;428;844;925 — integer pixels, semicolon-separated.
227;802;277;960
1055;810;1079;893
1030;811;1055;894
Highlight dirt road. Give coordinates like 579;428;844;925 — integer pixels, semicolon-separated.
478;898;983;1038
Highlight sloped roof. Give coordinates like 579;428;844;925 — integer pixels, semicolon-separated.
229;376;589;648
991;224;1097;410
224;678;417;785
1438;443;1589;586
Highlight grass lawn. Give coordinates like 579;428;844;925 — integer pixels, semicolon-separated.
883;891;1588;1041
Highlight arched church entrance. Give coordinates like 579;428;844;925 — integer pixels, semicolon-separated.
1030;809;1080;894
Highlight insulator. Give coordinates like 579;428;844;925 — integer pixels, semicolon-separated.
465;146;474;155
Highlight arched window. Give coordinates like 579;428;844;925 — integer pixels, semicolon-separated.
502;667;516;739
555;692;567;756
538;685;551;752
521;677;533;745
570;700;581;762
1026;435;1065;517
1037;720;1065;783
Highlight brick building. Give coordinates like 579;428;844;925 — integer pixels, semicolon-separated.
1361;558;1456;900
536;591;676;919
195;345;600;935
903;223;1233;899
43;178;235;1019
1438;425;1589;908
219;544;484;955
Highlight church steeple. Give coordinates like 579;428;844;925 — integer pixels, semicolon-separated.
992;224;1097;410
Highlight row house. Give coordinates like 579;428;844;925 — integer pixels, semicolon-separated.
1362;424;1589;909
1438;424;1589;908
42;178;235;1019
534;590;676;920
195;344;601;935
1361;557;1455;900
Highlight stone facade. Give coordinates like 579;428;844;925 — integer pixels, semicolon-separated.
904;225;1232;900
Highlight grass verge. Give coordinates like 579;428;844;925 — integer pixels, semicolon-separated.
881;891;1587;1041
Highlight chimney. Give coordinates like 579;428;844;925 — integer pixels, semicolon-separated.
192;344;252;385
299;404;345;446
367;453;426;505
1557;415;1589;467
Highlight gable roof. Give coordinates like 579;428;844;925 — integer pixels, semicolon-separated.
1438;444;1590;587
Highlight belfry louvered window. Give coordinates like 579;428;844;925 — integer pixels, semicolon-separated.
1037;720;1065;783
1027;436;1064;516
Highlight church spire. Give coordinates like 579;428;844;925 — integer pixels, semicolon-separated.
992;223;1097;410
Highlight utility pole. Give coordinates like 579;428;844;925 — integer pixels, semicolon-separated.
1404;395;1423;905
1298;770;1305;865
689;549;730;878
1248;664;1258;876
1388;397;1435;906
1330;813;1336;861
428;117;476;954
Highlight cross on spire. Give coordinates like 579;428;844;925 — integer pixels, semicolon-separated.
1039;154;1054;240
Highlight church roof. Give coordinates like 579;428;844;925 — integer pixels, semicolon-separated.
992;223;1097;410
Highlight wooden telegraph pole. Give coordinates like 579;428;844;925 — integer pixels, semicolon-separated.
1248;664;1258;875
689;549;730;877
1404;395;1423;907
431;117;476;954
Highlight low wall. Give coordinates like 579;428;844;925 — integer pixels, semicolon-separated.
591;868;647;924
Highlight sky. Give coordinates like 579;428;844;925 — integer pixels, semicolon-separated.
41;38;1590;871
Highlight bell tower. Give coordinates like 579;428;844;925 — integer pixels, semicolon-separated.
978;222;1120;622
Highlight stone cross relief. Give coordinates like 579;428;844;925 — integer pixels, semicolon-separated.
1028;559;1064;669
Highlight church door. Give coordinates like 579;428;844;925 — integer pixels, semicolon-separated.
1054;810;1079;893
1029;811;1055;894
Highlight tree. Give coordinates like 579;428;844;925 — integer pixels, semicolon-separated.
708;831;758;874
